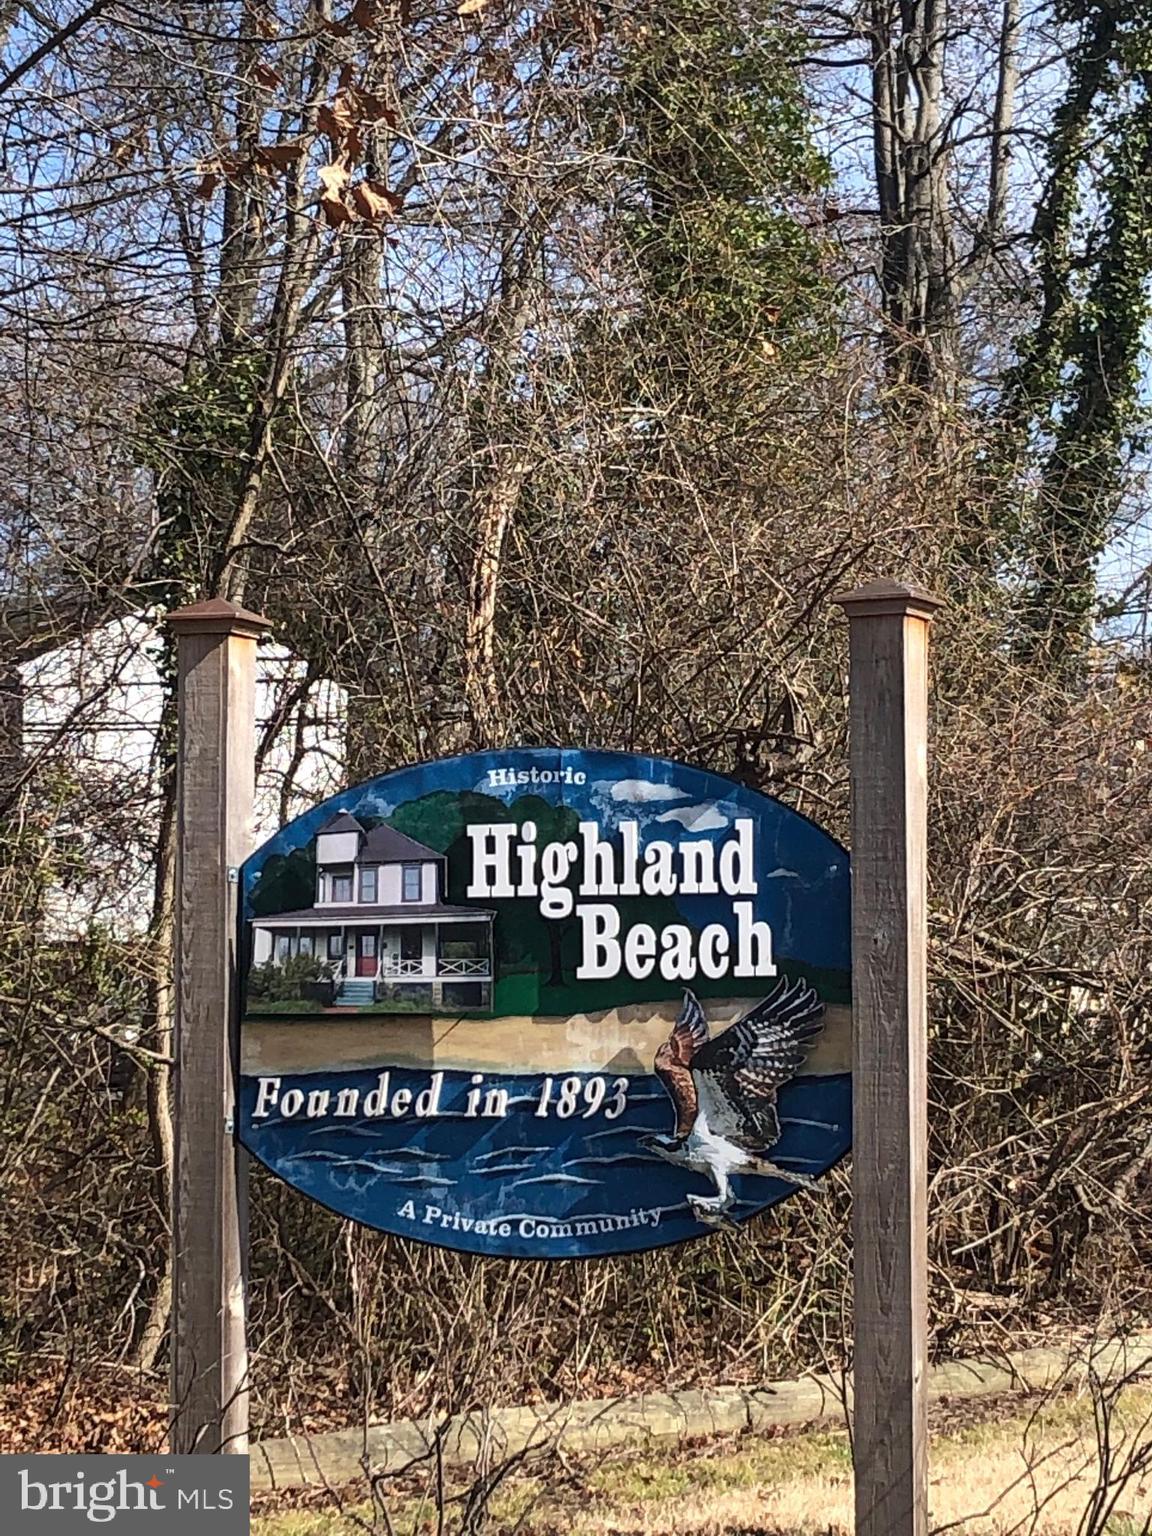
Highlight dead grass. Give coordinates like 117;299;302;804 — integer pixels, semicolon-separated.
253;1385;1152;1536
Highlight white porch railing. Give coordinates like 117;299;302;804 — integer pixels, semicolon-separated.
375;957;491;979
379;958;428;977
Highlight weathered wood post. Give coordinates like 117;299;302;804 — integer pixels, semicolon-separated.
168;598;270;1454
833;578;943;1536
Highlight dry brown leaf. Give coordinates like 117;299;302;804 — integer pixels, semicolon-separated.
253;61;283;90
192;172;219;200
255;140;306;170
317;105;340;141
457;0;488;13
319;160;356;226
318;97;356;141
321;16;352;36
349;178;401;220
320;195;355;228
319;76;397;146
318;163;350;199
351;0;378;28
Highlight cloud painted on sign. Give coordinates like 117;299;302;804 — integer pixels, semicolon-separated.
764;867;801;880
471;775;525;802
655;802;730;832
607;779;692;804
589;777;697;833
353;795;396;820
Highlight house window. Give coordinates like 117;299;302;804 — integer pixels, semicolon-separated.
360;867;378;904
402;864;423;902
327;933;343;960
298;933;313;957
331;870;353;903
275;935;291;962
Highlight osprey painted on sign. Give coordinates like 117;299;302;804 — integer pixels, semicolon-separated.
640;979;826;1229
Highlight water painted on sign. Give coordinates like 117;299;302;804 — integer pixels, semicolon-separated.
238;749;851;1258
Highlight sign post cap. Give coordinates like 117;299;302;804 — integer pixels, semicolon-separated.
832;577;945;621
166;597;272;637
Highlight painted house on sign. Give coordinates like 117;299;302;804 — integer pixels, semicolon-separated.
251;813;494;1010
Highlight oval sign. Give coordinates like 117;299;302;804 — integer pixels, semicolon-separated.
239;749;851;1257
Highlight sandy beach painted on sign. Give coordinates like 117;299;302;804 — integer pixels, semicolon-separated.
240;997;851;1079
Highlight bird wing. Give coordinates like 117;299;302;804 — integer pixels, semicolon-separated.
691;977;825;1152
667;988;710;1064
654;990;709;1136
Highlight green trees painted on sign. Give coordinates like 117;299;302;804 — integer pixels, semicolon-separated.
249;845;316;918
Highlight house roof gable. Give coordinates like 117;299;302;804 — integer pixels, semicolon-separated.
319;811;365;835
360;823;442;864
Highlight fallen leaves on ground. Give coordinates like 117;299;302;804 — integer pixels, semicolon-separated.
0;1369;167;1455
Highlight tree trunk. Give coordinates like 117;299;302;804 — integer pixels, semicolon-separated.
869;0;957;411
462;454;526;747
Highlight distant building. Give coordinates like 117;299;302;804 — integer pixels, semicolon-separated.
251;812;494;1009
19;614;345;934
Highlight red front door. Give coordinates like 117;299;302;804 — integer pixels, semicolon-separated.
356;932;377;976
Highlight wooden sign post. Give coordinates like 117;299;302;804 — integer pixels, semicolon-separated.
834;579;943;1536
162;578;937;1486
168;598;270;1454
